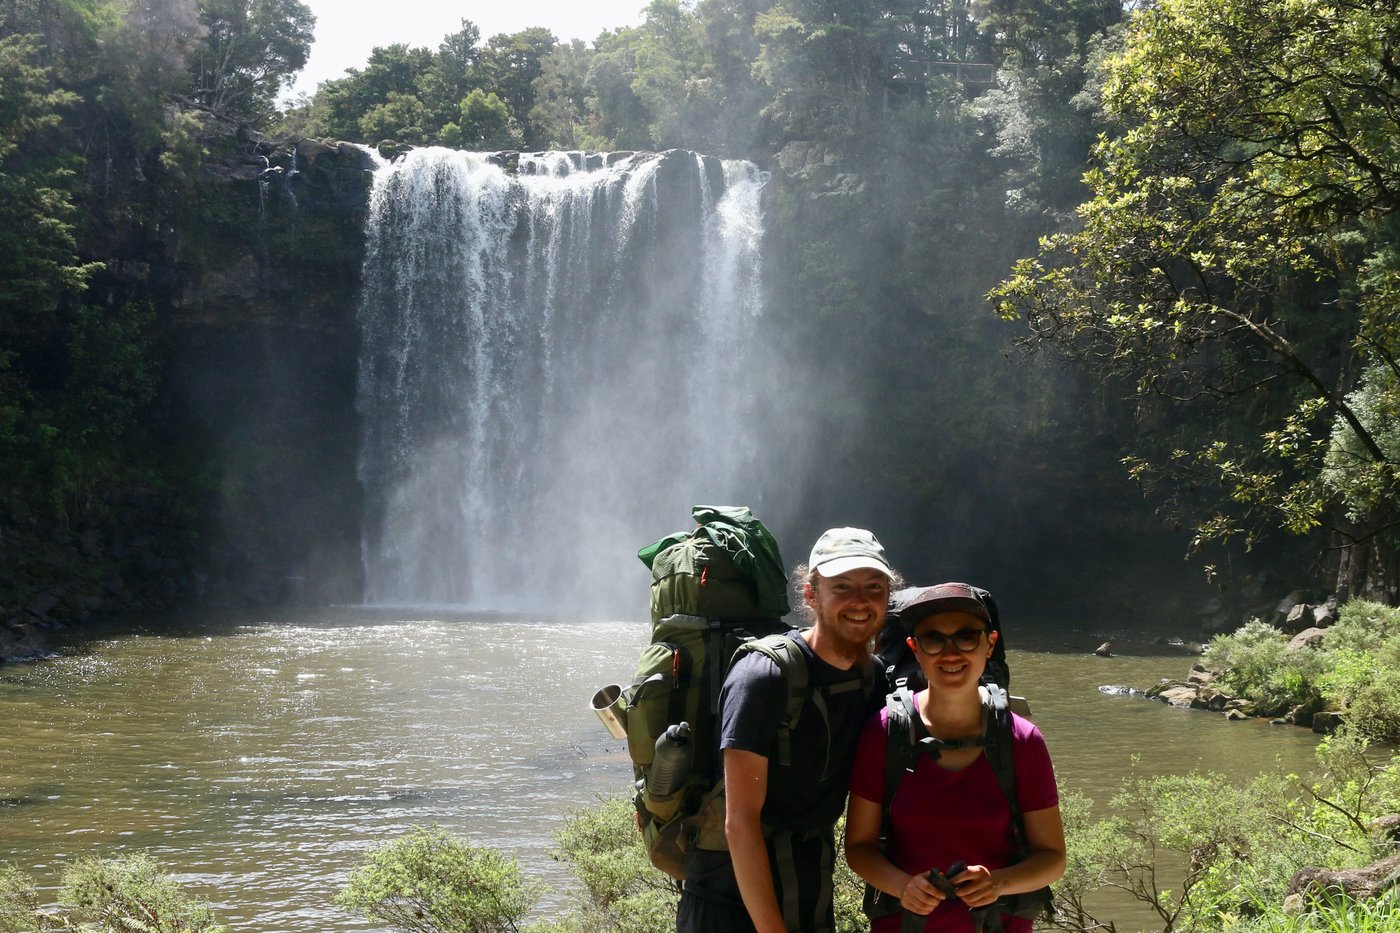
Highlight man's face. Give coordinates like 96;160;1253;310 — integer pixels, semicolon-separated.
807;567;890;646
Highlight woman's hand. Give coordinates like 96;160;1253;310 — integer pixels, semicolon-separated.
949;864;1001;908
899;870;948;915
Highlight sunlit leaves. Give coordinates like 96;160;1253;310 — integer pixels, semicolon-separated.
989;0;1400;579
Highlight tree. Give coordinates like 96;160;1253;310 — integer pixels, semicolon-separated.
478;27;555;147
629;0;711;148
454;87;522;150
695;0;775;153
530;39;594;149
755;0;892;139
311;42;435;141
414;20;484;137
991;0;1400;598
584;27;656;149
973;0;1122;218
0;33;89;326
754;0;992;141
191;0;315;124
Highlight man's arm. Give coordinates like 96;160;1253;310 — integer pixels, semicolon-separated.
723;748;788;933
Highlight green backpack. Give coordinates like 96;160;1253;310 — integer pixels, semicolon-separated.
625;506;801;879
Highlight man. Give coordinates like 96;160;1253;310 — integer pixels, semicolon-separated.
677;527;897;933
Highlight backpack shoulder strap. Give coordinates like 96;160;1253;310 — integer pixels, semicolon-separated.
881;685;921;828
980;687;1057;922
979;684;1027;850
732;633;809;768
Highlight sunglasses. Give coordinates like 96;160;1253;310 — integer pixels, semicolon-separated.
911;627;987;655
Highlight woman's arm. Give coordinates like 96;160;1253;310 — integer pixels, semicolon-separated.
844;792;945;915
950;804;1067;908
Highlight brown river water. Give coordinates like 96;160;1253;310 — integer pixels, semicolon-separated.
0;608;1322;931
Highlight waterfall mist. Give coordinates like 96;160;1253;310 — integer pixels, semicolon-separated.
356;148;793;615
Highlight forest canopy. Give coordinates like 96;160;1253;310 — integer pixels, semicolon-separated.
992;0;1400;599
2;0;1397;618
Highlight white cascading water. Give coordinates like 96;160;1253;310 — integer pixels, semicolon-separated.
356;148;779;614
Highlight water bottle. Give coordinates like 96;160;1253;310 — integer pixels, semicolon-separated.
643;722;693;819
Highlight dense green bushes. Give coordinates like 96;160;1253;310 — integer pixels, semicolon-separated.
337;827;538;933
0;853;226;932
1202;601;1400;741
1044;732;1400;933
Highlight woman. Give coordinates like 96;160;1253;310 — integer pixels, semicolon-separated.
844;583;1065;933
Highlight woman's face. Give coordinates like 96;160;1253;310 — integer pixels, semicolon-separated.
908;611;996;692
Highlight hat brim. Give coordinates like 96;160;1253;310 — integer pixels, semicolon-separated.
814;556;893;578
898;596;990;633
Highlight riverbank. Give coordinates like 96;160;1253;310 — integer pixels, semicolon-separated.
1138;597;1400;744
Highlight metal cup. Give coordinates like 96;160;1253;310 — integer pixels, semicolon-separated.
590;684;628;739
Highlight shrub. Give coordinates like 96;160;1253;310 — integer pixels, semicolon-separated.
1341;667;1400;744
542;797;869;933
1204;619;1323;715
1052;738;1400;933
832;814;867;933
542;797;677;933
1322;601;1400;655
337;827;539;933
1317;602;1400;742
59;853;227;932
0;864;52;933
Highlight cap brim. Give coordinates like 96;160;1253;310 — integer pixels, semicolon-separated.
899;597;990;632
815;556;893;578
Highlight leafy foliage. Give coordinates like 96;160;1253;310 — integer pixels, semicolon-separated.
58;853;227;932
1053;739;1400;933
1230;890;1400;933
990;0;1400;594
191;0;315;125
0;854;227;931
1203;619;1325;716
337;827;539;933
543;796;678;931
1202;601;1400;740
0;863;49;933
334;803;872;933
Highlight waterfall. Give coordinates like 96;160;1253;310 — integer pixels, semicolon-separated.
356;148;778;614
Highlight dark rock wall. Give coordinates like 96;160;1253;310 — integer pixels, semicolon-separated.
161;138;376;609
2;135;377;658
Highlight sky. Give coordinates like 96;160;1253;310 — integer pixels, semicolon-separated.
287;0;649;98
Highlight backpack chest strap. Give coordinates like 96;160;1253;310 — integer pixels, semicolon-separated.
915;733;985;760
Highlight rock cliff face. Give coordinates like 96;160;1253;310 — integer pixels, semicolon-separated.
160;136;377;611
2;134;379;659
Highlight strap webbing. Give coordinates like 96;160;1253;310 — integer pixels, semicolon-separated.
773;829;802;932
813;834;834;933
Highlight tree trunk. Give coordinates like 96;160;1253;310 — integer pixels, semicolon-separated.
1331;523;1400;606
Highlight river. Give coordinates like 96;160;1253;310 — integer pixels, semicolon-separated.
0;608;1321;931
